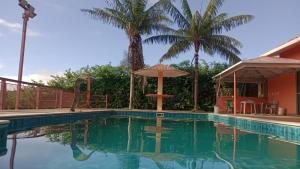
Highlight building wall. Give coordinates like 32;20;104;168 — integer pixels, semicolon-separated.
268;72;296;115
280;45;300;59
267;44;300;115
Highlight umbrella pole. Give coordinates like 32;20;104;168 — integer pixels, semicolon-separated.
157;71;163;112
155;117;162;153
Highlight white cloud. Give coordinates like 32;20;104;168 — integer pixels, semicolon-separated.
0;18;42;37
3;71;63;84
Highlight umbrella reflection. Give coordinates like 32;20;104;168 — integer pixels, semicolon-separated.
144;117;171;154
70;121;95;161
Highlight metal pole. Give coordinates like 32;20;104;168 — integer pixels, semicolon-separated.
233;71;237;115
15;11;29;110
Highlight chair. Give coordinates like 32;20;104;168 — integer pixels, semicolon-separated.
240;100;257;114
226;100;233;113
265;100;278;115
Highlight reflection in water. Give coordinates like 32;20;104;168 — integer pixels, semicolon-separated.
0;123;8;157
0;117;300;169
144;117;166;154
70;121;95;161
127;117;132;152
9;134;16;169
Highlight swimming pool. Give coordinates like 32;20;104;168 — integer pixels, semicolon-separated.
0;111;300;169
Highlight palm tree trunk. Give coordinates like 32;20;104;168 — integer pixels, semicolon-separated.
194;52;199;110
128;34;144;109
194;42;200;110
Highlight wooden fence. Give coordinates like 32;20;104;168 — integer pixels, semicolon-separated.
0;77;108;110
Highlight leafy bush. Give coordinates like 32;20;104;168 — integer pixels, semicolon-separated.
48;61;229;111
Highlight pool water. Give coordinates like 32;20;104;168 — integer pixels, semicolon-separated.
0;116;300;169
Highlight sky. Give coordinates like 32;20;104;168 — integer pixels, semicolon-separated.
0;0;299;82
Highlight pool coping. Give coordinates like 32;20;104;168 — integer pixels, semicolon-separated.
0;109;204;119
1;109;300;127
213;114;300;127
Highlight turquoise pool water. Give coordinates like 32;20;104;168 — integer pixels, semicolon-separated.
0;113;300;169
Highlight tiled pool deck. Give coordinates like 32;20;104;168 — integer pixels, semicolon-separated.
1;109;300;144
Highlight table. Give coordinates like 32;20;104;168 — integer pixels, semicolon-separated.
240;100;257;114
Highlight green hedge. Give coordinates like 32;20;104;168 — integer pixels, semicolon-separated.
48;60;229;111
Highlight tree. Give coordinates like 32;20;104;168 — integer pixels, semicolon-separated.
120;50;130;68
145;0;253;110
82;0;172;109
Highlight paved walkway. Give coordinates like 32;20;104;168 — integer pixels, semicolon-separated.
238;114;300;123
0;108;109;118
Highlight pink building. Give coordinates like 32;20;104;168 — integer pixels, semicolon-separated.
214;36;300;116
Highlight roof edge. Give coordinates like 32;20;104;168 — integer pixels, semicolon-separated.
260;36;300;57
213;61;243;79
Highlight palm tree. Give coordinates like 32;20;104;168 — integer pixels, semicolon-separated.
145;0;253;110
82;0;172;109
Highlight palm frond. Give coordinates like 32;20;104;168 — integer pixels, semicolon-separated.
181;0;192;20
161;0;190;29
142;24;175;35
209;35;243;49
110;0;127;13
190;11;202;38
143;12;172;25
132;0;147;18
203;0;224;19
160;40;192;62
202;36;242;63
81;8;126;29
214;15;254;32
105;8;130;24
144;34;182;44
145;0;168;14
215;46;241;64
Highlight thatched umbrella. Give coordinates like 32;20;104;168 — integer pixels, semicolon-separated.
134;64;189;112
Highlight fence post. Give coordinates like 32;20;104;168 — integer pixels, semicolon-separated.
35;87;40;109
55;90;58;108
105;94;108;109
15;82;21;110
0;80;7;110
87;76;91;108
59;90;63;109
